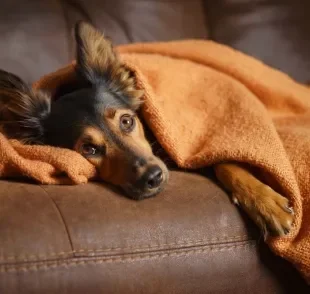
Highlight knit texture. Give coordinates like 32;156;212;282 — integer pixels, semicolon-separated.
2;40;310;282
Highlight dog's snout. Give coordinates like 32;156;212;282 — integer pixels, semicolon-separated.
145;166;163;189
124;161;168;199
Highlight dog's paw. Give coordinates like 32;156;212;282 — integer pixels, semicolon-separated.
233;185;294;237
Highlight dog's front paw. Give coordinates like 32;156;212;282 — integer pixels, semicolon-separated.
233;186;294;237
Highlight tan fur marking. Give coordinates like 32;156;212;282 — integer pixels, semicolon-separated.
104;107;116;119
82;126;106;147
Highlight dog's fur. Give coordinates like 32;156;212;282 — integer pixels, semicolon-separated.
0;22;294;236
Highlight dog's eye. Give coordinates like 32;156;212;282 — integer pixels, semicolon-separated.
81;144;100;156
120;114;135;132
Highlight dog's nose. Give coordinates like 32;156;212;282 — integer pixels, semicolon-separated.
145;165;163;189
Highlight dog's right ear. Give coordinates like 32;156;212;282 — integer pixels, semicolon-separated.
74;21;117;84
74;21;144;109
0;69;51;144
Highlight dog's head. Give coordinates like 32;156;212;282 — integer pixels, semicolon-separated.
0;22;168;200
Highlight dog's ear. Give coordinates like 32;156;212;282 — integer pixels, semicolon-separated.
0;69;51;144
74;21;144;109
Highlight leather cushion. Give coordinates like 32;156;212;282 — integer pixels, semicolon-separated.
0;172;307;293
205;0;310;83
0;0;208;83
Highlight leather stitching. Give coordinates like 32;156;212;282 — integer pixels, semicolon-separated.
0;242;256;273
0;235;254;262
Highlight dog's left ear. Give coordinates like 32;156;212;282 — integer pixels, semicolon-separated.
0;69;51;144
74;21;144;109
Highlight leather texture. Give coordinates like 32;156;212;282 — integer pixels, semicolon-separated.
0;0;208;83
0;172;308;293
205;0;310;83
0;0;309;293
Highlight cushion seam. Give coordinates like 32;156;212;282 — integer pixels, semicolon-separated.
38;186;75;253
0;234;254;262
0;242;256;273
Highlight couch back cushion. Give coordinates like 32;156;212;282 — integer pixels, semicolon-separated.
0;0;208;83
1;0;309;83
205;0;310;82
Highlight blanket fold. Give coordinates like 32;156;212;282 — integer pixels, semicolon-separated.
1;40;310;282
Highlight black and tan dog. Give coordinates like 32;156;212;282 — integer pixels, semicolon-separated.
0;22;294;237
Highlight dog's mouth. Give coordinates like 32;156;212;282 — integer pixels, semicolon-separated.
123;184;165;200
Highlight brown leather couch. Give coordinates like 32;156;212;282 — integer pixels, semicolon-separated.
0;1;309;293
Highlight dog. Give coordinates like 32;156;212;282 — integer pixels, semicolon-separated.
0;21;294;237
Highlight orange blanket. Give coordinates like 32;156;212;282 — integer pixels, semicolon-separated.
1;40;310;282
